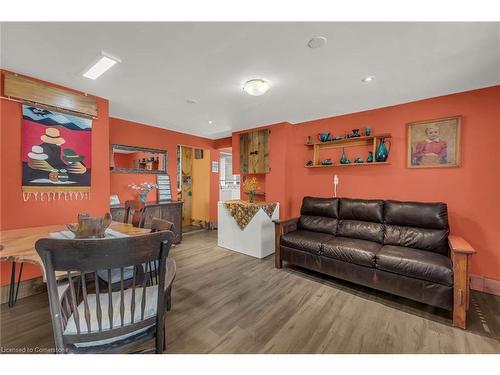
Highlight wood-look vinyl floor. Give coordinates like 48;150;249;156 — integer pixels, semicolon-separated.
1;230;499;354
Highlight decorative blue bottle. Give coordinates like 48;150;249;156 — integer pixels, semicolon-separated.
375;138;391;162
340;147;349;164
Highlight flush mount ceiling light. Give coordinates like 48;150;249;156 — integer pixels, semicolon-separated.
243;79;270;96
208;120;213;124
307;36;327;49
82;52;121;80
362;76;375;83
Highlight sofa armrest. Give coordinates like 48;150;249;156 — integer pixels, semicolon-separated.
274;217;299;269
273;217;299;235
449;235;476;255
449;235;476;329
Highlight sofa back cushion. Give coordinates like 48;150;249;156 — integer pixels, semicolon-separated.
337;198;385;243
299;197;338;235
384;200;449;255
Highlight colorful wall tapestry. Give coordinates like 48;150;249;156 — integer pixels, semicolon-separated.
21;105;92;201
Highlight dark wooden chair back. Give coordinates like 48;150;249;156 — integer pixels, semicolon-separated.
124;200;145;227
35;231;174;354
150;218;174;233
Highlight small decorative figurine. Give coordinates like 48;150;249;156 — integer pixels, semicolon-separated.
365;127;372;136
306;136;312;144
318;132;330;142
344;132;350;139
306;160;313;166
367;151;374;163
354;157;364;163
321;159;333;165
351;129;360;137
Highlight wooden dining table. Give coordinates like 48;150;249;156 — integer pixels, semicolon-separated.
0;221;151;307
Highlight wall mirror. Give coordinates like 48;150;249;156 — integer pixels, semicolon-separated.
110;144;168;174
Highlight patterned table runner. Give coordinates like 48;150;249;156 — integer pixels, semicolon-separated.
223;200;277;230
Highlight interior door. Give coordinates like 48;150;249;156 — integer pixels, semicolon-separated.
181;146;193;226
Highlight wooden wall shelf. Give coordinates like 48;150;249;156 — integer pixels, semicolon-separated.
306;133;392;167
305;162;390;168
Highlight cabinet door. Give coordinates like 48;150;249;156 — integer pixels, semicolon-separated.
240;130;269;174
142;206;161;229
239;133;249;174
248;129;269;173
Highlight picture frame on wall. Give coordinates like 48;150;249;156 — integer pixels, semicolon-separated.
157;174;172;201
407;116;462;169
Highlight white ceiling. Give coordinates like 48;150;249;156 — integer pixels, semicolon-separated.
1;22;499;139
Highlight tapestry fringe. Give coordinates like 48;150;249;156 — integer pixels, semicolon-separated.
22;191;91;202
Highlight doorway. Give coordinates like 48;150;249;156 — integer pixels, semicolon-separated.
219;152;240;202
177;145;210;233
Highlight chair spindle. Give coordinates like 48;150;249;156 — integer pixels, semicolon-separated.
67;272;81;334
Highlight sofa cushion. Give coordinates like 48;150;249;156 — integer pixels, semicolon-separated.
384;200;448;229
384;200;449;255
337;198;385;243
337;220;384;243
299;197;339;235
301;197;339;218
322;236;382;267
281;230;333;255
339;198;384;222
384;225;449;255
376;245;453;286
299;215;337;235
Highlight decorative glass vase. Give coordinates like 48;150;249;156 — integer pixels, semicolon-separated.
340;147;349;164
249;191;255;203
375;137;391;162
138;192;147;203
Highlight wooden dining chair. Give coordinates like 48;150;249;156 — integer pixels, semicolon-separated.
36;231;176;354
149;218;175;310
124;200;145;227
98;218;175;295
150;217;174;233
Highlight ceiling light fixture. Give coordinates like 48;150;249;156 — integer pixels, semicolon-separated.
83;52;121;80
243;79;270;96
208;120;213;124
361;76;375;83
307;36;327;49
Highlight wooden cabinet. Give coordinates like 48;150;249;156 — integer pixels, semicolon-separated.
110;201;183;243
239;129;270;173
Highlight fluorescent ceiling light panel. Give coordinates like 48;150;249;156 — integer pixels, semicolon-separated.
83;52;121;80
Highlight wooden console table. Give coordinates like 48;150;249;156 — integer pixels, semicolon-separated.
110;201;183;243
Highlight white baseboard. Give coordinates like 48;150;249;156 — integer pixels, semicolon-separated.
470;275;500;296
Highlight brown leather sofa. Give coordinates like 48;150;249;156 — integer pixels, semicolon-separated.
274;197;476;329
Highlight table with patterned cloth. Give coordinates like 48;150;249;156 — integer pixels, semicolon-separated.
218;200;280;259
223;200;278;230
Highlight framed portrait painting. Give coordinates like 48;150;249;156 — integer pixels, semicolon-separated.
407;116;461;169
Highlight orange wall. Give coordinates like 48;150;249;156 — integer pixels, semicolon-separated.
214;136;232;149
228;86;500;280
109;117;220;223
0;70;110;285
